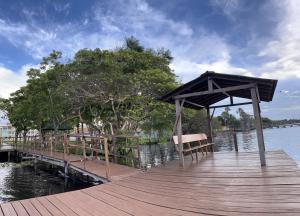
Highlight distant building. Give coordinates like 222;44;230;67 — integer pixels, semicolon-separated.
0;123;39;138
0;123;15;137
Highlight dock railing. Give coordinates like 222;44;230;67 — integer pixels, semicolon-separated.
5;133;141;180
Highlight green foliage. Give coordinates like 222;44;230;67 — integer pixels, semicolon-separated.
3;37;178;141
262;117;273;128
220;107;240;129
182;109;222;134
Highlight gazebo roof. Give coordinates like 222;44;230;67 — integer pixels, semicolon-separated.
160;71;277;109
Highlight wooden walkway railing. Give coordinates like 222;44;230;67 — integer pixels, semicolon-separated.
1;134;141;180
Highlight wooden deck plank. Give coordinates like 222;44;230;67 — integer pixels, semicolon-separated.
45;196;79;216
20;200;41;216
29;199;52;216
36;197;65;216
2;150;300;215
1;203;17;216
11;202;29;216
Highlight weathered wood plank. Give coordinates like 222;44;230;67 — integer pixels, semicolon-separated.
10;202;29;216
1;203;17;216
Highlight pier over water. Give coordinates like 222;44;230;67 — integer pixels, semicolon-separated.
1;150;300;215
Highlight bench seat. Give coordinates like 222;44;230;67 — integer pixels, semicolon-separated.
173;133;214;161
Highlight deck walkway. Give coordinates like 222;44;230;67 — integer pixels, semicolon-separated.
20;149;139;181
2;150;300;215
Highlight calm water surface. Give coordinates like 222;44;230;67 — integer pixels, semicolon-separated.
0;161;97;204
139;126;300;167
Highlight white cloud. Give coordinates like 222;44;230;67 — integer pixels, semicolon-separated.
259;0;300;80
210;0;240;19
0;65;29;98
91;0;252;83
1;0;298;86
171;57;253;83
0;0;248;85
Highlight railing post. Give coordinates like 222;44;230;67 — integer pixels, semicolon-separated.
137;138;141;169
63;133;67;161
34;136;36;154
82;136;86;160
50;133;53;156
104;137;110;180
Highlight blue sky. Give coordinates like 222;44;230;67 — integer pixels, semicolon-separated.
0;0;299;120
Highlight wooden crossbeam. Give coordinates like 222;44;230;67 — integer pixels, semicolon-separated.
212;80;230;97
185;100;205;108
174;83;256;99
209;102;253;109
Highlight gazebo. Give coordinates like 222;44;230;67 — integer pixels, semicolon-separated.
160;71;277;167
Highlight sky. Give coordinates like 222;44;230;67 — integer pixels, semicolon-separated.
0;0;299;120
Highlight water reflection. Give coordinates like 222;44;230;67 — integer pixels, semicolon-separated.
139;126;300;167
0;161;96;204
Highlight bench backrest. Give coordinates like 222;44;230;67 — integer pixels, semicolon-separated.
173;133;207;145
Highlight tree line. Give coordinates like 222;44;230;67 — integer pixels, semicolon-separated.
0;37;295;144
0;38;180;142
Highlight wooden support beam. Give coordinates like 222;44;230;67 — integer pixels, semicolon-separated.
185;100;205;108
175;99;184;167
209;102;252;109
212;80;230;97
174;83;255;99
206;108;213;144
210;108;215;120
208;77;213;92
251;87;266;166
171;99;185;137
230;96;234;105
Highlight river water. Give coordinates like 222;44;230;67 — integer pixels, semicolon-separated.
0;161;97;204
139;126;300;167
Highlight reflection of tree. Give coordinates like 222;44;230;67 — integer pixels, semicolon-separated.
220;107;239;129
237;108;254;130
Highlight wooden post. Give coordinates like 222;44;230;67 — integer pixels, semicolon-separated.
50;133;53;157
251;87;266;166
82;136;86;159
34;136;36;154
137;139;141;168
206;108;213;144
233;130;238;152
104;137;110;180
63;133;67;161
175;99;184;167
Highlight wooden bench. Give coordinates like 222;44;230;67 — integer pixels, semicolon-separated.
173;133;214;161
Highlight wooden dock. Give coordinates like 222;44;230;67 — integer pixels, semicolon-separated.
2;150;300;215
20;149;139;182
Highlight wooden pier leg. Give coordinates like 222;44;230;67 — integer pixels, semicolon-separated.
251;87;266;166
206;108;213;144
233;131;238;152
64;161;68;176
175;99;184;167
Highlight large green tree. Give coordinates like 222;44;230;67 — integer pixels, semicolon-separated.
3;38;178;141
